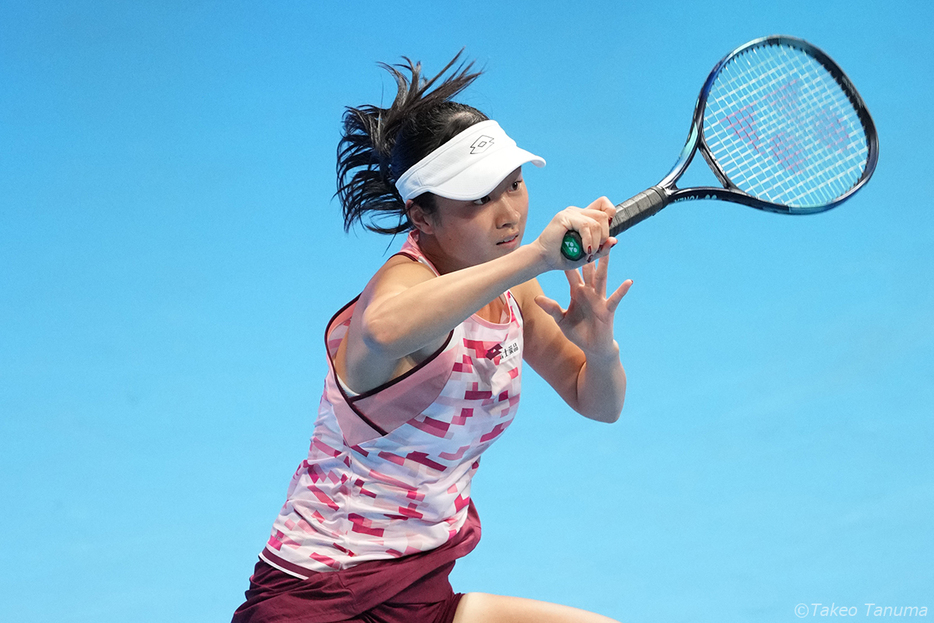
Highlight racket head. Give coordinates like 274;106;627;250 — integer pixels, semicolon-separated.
687;36;878;214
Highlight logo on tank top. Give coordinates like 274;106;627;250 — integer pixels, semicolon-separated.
470;135;495;154
485;340;520;363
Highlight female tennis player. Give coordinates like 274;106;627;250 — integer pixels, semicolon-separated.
232;54;631;623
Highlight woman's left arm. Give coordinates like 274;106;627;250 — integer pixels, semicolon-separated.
514;252;633;423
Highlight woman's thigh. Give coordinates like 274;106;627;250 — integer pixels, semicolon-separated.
452;592;620;623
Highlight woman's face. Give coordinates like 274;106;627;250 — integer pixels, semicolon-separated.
413;167;529;274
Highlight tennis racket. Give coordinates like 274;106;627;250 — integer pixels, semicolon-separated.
560;35;879;261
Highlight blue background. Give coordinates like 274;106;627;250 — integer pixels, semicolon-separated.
2;1;931;621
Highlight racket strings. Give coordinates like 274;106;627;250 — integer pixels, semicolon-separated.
703;43;869;208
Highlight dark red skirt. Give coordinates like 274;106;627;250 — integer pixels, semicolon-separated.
232;502;481;623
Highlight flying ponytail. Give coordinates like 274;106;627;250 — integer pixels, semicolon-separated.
336;51;487;234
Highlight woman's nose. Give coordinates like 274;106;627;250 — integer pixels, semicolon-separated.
495;198;520;228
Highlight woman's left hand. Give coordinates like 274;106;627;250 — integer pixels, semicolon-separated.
532;251;633;360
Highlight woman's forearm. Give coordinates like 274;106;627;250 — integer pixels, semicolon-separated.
362;244;547;359
575;344;627;423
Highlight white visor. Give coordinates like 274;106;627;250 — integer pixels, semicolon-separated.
394;119;545;202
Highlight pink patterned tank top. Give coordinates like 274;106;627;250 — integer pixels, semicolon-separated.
260;231;524;577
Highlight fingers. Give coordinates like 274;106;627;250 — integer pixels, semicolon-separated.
534;294;566;324
567;198;613;260
579;236;614;300
592;251;609;297
592;235;617;260
571;257;625;308
580;260;594;284
579;198;616;262
586;196;618;221
606;279;634;314
545;198;618;269
571;235;615;296
567;214;612;264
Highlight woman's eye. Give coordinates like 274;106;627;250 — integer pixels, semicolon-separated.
511;181;521;191
472;195;492;205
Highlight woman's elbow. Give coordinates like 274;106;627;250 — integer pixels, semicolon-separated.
594;408;623;424
577;401;624;424
360;309;403;358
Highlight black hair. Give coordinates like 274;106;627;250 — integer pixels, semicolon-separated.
336;52;488;235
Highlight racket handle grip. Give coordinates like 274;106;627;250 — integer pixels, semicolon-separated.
609;186;668;237
559;186;668;261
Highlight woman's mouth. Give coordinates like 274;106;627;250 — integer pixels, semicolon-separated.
497;233;519;246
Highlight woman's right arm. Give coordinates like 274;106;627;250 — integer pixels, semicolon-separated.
339;203;615;392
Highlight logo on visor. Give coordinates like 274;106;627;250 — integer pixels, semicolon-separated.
470;135;495;154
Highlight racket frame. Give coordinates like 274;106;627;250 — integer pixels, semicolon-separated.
654;34;879;217
556;34;885;252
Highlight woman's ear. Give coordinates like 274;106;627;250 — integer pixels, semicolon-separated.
406;199;436;235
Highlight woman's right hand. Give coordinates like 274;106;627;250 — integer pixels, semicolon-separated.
532;196;618;271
